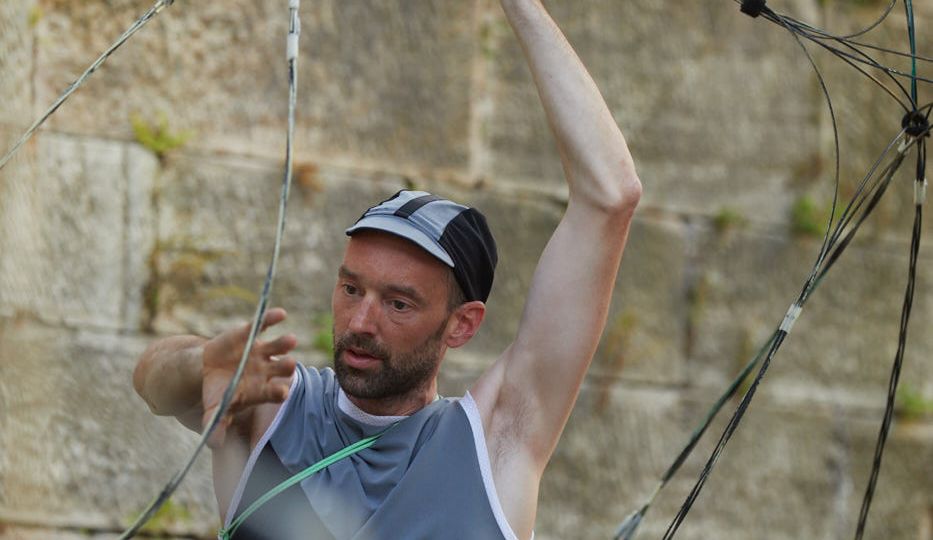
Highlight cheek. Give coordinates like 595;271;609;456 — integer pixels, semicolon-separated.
331;293;350;332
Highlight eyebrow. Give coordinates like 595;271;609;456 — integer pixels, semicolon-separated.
338;266;427;306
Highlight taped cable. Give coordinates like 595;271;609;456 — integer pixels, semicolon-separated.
779;304;802;334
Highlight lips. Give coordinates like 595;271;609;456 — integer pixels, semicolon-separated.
342;347;383;370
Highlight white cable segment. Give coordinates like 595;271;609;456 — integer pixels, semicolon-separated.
780;303;803;334
915;178;928;206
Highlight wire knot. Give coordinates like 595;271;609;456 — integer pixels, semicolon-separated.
740;0;767;18
902;110;930;138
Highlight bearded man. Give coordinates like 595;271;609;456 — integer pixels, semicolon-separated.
133;1;642;538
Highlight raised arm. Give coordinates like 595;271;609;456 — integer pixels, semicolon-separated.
472;0;641;468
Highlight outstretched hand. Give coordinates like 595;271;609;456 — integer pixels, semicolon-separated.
201;307;298;448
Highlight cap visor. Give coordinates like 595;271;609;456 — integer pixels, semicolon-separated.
346;215;455;267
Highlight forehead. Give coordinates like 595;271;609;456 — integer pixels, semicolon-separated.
341;230;450;291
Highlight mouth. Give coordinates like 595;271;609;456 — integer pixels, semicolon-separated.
342;347;383;370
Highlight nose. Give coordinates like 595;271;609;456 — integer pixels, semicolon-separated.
347;294;378;335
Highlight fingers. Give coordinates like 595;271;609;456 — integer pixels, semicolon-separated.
265;355;297;378
260;307;288;332
261;380;292;403
228;307;288;341
260;333;298;357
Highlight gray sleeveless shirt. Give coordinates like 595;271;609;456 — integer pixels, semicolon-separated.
222;365;522;540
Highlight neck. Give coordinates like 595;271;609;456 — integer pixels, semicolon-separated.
343;380;439;417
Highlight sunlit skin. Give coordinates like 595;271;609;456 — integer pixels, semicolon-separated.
133;2;642;536
332;230;486;417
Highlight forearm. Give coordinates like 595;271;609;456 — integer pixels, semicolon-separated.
133;335;206;417
500;0;640;210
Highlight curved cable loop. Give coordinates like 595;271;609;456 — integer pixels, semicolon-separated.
117;1;301;538
0;0;176;171
627;2;927;537
789;0;896;40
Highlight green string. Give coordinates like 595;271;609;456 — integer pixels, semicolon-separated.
219;423;398;540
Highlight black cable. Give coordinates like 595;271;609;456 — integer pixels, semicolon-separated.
853;137;926;540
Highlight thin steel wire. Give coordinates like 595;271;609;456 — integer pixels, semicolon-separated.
0;0;175;171
117;2;301;537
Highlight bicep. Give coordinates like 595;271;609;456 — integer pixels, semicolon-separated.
475;202;635;463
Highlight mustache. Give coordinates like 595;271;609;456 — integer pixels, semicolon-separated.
334;332;390;362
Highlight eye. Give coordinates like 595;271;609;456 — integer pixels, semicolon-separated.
342;283;359;296
390;299;411;312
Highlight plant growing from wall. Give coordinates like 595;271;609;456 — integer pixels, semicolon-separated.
130;112;192;159
790;195;827;238
896;385;933;420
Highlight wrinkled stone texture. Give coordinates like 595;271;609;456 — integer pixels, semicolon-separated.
2;0;933;538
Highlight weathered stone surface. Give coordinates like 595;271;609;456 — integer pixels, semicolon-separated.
0;134;157;331
3;1;933;538
690;226;933;409
786;1;933;241
593;217;688;385
533;384;845;539
534;383;686;539
841;418;933;540
0;1;35;142
0;317;217;537
0;1;40;316
0;526;120;540
481;0;819;223
641;402;843;540
34;0;478;173
151;154;406;340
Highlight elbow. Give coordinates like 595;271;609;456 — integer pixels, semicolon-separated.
132;356;160;415
612;170;642;216
133;346;165;415
132;353;149;399
585;164;642;218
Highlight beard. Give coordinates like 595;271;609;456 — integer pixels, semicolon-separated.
333;322;446;401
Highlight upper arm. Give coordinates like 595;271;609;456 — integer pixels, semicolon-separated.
471;199;637;466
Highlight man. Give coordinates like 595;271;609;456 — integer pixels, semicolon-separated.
133;0;641;538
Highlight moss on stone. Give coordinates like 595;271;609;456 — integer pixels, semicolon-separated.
713;207;747;233
131;113;192;159
790;195;827;238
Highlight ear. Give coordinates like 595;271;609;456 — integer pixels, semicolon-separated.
445;301;486;348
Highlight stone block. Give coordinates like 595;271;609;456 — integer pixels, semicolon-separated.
593;217;689;385
0;526;119;540
533;384;842;539
0;134;157;331
637;401;841;540
480;0;819;223
534;383;688;539
689;225;933;413
839;417;933;539
0;317;217;536
0;1;36;141
34;0;477;173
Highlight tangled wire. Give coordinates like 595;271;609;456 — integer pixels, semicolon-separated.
0;0;929;538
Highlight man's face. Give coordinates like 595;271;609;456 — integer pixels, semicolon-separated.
331;231;454;401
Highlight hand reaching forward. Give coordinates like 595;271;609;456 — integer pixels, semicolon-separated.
201;307;298;448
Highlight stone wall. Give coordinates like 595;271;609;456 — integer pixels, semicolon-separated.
1;0;932;538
